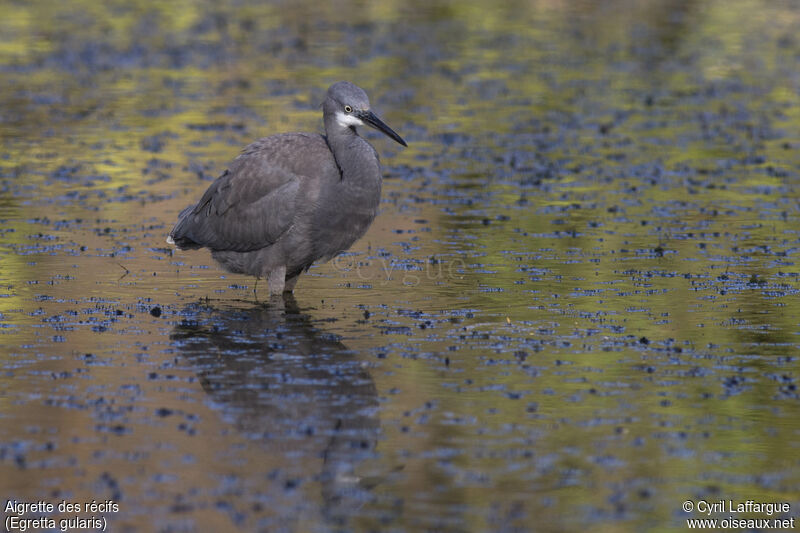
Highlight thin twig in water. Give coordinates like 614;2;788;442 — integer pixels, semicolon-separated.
117;263;130;280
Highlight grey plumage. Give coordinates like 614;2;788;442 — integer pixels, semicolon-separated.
168;82;407;296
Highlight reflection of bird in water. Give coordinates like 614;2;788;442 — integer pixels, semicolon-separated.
170;296;385;529
168;82;407;297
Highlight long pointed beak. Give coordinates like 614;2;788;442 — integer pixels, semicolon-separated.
358;110;407;147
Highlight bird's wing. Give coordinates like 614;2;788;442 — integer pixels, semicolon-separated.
171;144;304;252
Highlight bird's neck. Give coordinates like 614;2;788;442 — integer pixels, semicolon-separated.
325;126;380;186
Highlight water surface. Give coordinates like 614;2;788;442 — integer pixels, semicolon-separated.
1;1;799;531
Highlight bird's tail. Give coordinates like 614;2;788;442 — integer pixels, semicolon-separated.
167;205;204;250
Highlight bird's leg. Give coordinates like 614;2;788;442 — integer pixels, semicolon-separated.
267;266;287;297
253;276;260;300
284;275;299;293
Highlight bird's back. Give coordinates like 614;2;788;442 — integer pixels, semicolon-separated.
238;133;340;184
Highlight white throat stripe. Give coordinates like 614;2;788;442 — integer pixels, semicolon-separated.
336;111;364;128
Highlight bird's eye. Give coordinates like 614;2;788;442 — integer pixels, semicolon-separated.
344;105;352;113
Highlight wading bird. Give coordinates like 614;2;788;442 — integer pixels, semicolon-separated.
168;82;407;297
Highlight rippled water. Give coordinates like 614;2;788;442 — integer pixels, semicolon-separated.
1;1;799;531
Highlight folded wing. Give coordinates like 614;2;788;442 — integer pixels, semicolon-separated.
169;144;302;252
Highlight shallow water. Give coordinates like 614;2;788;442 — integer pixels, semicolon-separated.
1;0;799;531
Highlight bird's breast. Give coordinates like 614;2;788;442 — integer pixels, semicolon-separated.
309;177;381;259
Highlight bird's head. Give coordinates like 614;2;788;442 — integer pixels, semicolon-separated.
324;81;407;147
